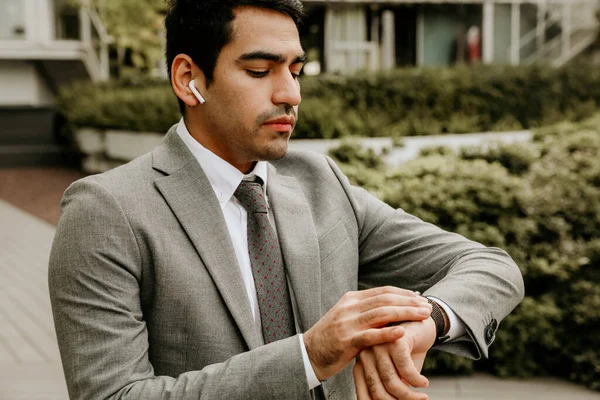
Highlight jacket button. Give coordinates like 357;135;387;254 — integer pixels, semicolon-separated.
484;319;497;345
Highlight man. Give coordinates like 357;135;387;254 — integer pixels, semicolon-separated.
48;1;524;399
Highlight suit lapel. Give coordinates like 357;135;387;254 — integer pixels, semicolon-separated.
267;165;322;332
152;128;262;350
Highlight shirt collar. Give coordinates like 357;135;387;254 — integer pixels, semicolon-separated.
176;118;269;208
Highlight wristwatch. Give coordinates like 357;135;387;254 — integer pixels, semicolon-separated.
426;297;450;345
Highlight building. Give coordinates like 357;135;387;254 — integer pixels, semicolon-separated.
1;0;597;167
0;0;109;167
299;0;600;74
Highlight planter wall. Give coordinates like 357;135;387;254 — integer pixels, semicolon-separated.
75;128;533;174
75;128;163;173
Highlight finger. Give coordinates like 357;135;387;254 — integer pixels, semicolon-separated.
355;286;420;300
360;348;396;400
359;306;432;328
359;294;431;313
351;326;405;350
354;360;373;400
374;346;429;400
390;344;430;389
374;345;411;397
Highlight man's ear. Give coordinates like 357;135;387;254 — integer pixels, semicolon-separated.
171;54;207;107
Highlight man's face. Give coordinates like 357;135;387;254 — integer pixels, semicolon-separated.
199;6;306;171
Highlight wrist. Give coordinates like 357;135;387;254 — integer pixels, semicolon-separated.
423;315;437;348
303;330;327;381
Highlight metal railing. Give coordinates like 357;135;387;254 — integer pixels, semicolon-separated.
79;4;112;80
510;0;599;66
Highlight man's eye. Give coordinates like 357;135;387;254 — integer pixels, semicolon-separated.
291;66;304;80
247;70;269;78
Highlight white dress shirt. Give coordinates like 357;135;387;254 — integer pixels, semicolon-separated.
176;120;321;389
176;118;466;389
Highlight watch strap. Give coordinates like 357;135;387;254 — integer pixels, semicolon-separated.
427;297;449;345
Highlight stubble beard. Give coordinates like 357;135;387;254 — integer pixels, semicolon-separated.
251;126;292;162
251;107;297;161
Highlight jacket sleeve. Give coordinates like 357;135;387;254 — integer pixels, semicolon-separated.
326;157;525;360
48;178;311;400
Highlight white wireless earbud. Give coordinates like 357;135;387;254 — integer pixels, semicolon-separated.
188;79;206;104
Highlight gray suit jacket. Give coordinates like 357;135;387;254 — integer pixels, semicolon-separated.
49;126;524;399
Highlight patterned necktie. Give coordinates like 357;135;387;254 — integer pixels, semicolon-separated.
234;178;295;344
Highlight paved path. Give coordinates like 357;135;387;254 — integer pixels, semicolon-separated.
0;200;68;400
1;183;599;400
0;168;84;226
423;373;600;399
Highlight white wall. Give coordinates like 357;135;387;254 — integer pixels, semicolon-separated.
0;0;57;43
28;0;54;43
42;0;56;41
0;0;26;40
493;3;512;64
0;60;55;106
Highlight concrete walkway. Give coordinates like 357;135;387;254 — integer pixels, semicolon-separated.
0;168;84;226
289;130;533;165
423;373;600;399
1;198;599;400
0;200;68;399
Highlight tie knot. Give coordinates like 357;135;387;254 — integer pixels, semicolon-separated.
235;179;268;214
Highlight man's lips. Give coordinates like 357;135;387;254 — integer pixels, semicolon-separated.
262;117;295;133
263;116;295;126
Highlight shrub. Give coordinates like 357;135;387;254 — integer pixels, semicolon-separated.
328;113;600;390
419;146;456;157
327;139;385;170
459;143;540;175
58;80;179;133
444;112;483;134
293;97;376;139
489;114;524;132
380;155;524;240
59;64;600;139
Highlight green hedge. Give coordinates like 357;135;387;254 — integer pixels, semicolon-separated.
329;114;600;390
59;64;600;138
58;77;180;133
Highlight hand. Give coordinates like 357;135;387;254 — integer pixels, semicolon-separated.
303;286;432;381
353;318;436;400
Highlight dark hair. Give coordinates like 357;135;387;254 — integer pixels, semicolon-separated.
165;0;305;114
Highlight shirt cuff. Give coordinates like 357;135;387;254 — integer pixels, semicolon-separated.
299;333;321;389
427;296;467;341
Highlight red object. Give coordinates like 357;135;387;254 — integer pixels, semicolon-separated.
467;26;481;63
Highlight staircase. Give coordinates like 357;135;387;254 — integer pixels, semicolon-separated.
0;108;82;168
0;1;110;167
513;0;599;67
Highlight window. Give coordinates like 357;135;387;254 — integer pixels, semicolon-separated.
55;0;81;40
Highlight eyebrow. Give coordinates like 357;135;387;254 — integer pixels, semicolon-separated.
237;51;307;65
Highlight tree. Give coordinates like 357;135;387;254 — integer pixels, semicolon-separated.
71;0;167;77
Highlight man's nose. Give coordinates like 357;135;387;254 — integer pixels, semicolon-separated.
272;72;301;107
